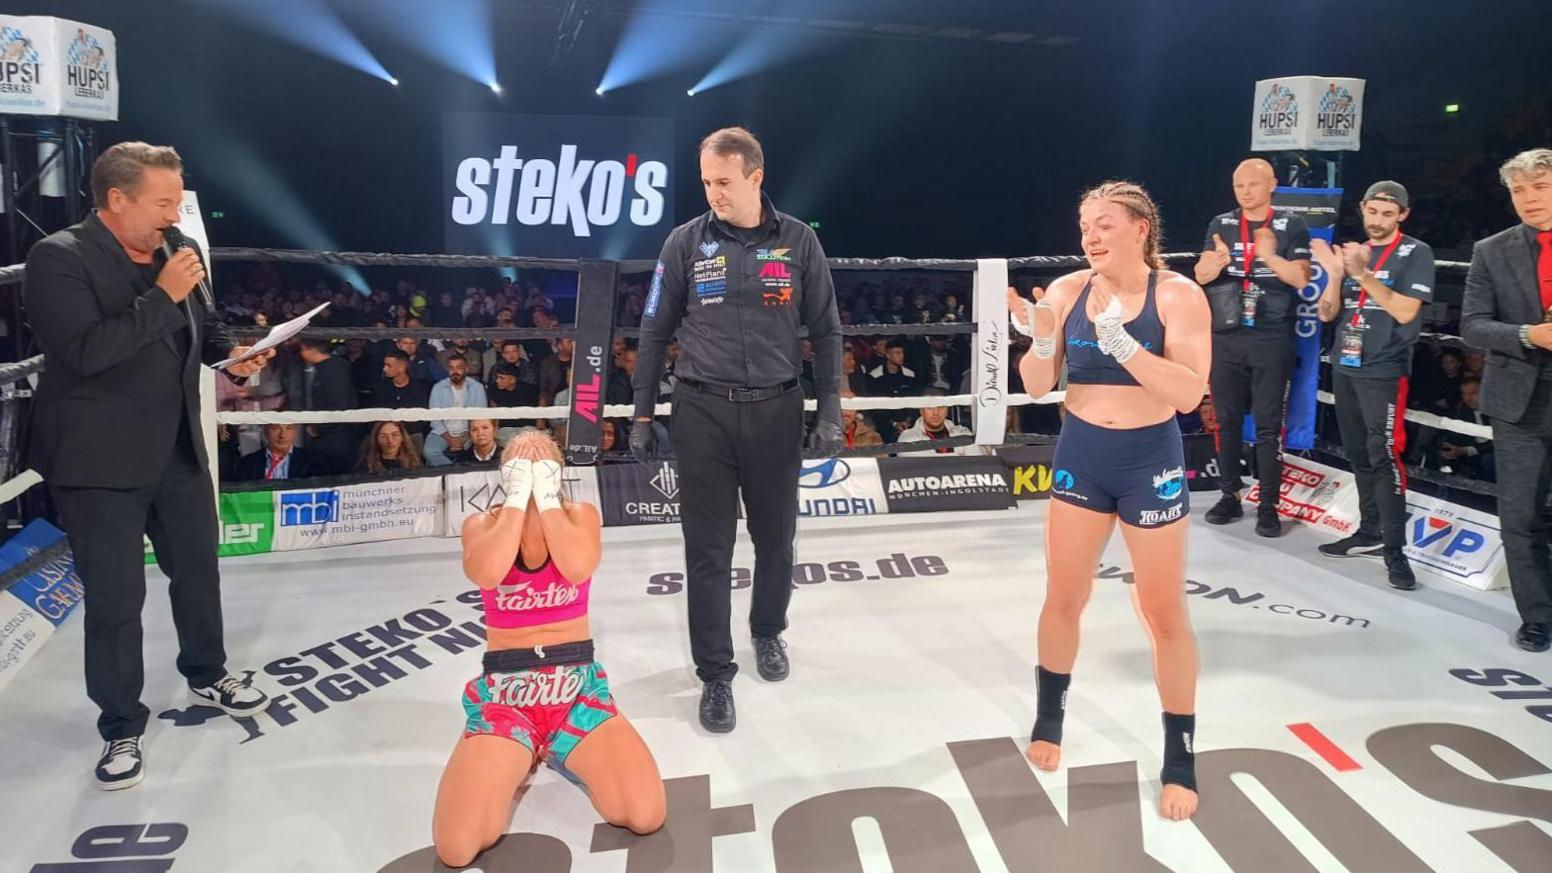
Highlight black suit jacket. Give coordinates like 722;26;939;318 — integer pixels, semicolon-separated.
24;213;239;488
233;447;326;482
1461;224;1547;424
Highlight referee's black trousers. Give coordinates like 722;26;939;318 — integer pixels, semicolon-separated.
671;381;803;682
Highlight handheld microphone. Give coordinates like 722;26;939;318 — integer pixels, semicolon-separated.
161;225;215;309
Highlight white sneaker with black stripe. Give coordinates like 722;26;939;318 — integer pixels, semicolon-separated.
189;673;268;717
1318;532;1386;558
95;735;145;791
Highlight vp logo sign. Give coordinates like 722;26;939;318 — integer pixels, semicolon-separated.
1407;514;1485;557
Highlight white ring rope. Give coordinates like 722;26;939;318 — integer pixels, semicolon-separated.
1314;390;1492;439
214;389;1492;440
214;391;1073;426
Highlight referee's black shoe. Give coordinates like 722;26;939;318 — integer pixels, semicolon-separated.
754;634;789;681
699;679;735;733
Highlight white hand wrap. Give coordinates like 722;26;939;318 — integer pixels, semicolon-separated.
530;460;564;513
500;458;533;510
1011;298;1057;359
1093;296;1141;364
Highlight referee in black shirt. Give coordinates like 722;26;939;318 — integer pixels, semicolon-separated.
631;127;844;733
1313;181;1434;590
1195;159;1313;537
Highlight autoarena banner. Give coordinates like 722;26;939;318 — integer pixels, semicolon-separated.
442;466;601;536
878;456;1015;513
270;478;443;551
443;112;674;259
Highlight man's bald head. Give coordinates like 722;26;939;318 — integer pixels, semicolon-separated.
1235;158;1275;181
1233;158;1277;212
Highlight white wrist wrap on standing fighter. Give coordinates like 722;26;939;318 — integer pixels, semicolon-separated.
1012;298;1057;359
1094;297;1141;364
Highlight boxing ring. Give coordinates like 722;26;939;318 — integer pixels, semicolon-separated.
0;248;1548;873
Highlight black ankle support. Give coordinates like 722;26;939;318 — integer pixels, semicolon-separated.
1030;667;1070;745
1161;712;1197;792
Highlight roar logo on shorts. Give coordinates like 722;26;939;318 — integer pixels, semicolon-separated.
1138;504;1185;526
1153;467;1185;500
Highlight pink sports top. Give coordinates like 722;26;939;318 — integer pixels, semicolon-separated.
481;554;591;629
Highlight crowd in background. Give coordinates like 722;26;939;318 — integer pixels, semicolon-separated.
208;256;1486;483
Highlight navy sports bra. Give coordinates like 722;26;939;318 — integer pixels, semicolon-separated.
1063;271;1165;387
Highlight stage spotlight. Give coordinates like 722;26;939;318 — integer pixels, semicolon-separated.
356;0;496;93
207;0;393;84
490;82;503;95
388;76;399;87
687;88;695;96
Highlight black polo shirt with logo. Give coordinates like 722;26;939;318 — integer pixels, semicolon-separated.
1203;208;1313;337
634;190;841;417
1333;234;1435;380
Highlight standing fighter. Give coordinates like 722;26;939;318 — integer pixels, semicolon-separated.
631;127;844;733
1008;181;1212;820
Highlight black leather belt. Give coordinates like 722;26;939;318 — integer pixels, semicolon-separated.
679;377;799;403
483;639;594;673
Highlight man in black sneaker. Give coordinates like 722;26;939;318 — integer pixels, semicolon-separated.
1312;181;1434;590
23;143;270;791
1195;159;1313;537
631;127;843;733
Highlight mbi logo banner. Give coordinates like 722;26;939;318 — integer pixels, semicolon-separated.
443;112;674;259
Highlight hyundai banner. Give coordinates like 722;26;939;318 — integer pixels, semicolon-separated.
444;113;674;259
797;457;888;518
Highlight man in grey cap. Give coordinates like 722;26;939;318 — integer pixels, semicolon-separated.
1311;180;1435;590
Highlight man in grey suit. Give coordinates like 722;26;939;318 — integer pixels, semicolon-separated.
1461;147;1552;652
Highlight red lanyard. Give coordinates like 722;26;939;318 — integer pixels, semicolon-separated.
1350;235;1403;327
1239;207;1274;291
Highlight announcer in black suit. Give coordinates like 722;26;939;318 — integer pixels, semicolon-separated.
1461;147;1552;653
24;142;276;790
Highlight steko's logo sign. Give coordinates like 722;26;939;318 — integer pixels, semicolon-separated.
443;113;675;259
450;144;668;237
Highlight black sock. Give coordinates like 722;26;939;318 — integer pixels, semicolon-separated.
1161;712;1196;792
1030;667;1070;745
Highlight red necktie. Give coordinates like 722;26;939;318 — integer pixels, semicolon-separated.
1539;230;1552;315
